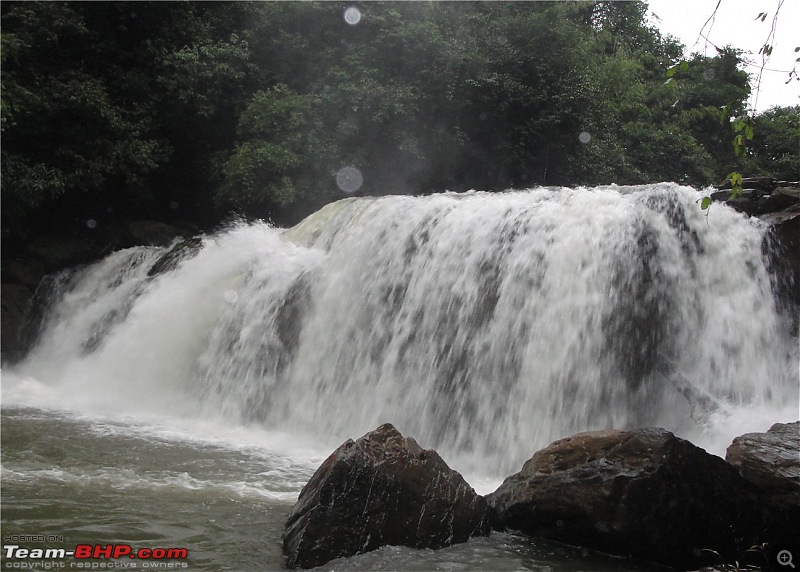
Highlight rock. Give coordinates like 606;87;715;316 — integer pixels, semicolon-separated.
27;235;97;272
274;273;312;357
127;220;185;247
282;423;492;569
1;283;34;364
147;237;202;277
726;422;800;505
724;422;800;560
486;428;761;570
717;176;776;192
761;187;800;212
710;180;800;217
708;179;799;337
1;259;45;288
766;213;800;336
710;189;756;204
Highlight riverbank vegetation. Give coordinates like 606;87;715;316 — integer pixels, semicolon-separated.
2;1;797;254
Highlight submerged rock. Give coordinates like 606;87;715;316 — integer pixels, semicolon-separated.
726;421;800;505
486;428;761;570
282;423;492;569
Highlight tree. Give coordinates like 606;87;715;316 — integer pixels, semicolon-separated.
745;106;800;180
216;85;318;214
1;0;761;251
1;0;258;246
1;3;163;217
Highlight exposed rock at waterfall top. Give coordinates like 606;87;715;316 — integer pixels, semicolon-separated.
767;213;800;337
485;428;763;571
726;421;800;506
711;178;800;217
282;423;492;569
127;220;187;247
147;237;202;278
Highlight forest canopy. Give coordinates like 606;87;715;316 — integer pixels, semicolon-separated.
2;0;797;249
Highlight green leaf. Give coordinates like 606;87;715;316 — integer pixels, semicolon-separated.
666;60;687;79
700;196;712;210
727;172;744;200
733;134;747;157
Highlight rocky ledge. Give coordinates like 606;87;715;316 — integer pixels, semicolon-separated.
285;422;800;570
711;177;800;218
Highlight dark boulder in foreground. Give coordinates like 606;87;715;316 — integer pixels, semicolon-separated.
726;421;800;505
486;428;761;570
282;423;492;569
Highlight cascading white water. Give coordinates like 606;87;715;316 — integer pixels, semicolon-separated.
11;184;798;477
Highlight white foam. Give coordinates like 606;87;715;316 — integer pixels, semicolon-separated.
5;186;797;480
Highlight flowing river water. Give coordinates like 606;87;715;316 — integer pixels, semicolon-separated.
2;184;797;571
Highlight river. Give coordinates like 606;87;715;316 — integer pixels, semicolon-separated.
2;184;797;570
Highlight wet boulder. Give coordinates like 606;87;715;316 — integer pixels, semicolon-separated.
724;422;800;558
282;423;492;569
726;421;800;506
486;428;761;570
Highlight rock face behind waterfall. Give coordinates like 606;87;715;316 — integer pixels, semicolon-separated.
486;428;761;570
282;423;492;569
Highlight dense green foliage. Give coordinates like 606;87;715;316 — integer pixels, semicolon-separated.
744;106;800;181
1;1;794;248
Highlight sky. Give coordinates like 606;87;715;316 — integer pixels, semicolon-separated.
646;0;799;113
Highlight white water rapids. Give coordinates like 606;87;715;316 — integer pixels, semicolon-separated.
5;184;799;482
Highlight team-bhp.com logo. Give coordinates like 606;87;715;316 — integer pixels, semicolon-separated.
3;544;189;569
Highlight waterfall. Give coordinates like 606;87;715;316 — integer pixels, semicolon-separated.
13;184;798;476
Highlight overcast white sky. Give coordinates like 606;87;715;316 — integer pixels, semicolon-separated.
646;0;799;113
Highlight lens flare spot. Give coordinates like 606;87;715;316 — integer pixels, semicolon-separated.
86;219;97;229
223;290;238;304
579;131;592;144
336;166;363;194
344;7;361;25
